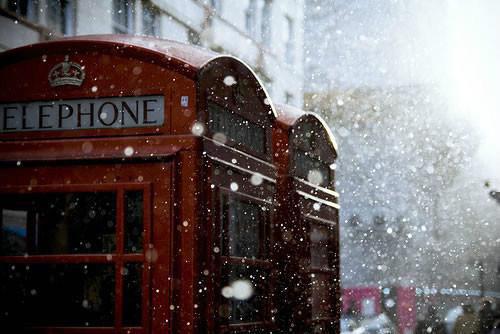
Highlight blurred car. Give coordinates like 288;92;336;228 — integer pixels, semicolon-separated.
341;313;396;334
341;316;358;333
444;306;463;334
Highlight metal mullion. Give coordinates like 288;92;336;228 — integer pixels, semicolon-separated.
119;184;150;330
220;320;277;332
141;185;152;331
27;327;129;334
0;182;145;195
260;208;266;260
115;188;125;330
308;267;337;275
222;256;271;268
0;254;141;263
221;193;230;256
220;187;273;206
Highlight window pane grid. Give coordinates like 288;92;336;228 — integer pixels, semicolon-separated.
217;192;273;328
1;192;117;256
208;103;267;155
221;196;268;260
0;187;147;329
304;218;337;323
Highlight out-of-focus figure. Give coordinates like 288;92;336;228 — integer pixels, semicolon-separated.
453;305;480;334
479;300;495;334
415;305;446;334
445;306;464;334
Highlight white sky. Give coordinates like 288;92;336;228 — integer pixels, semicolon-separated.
307;0;500;184
445;1;500;181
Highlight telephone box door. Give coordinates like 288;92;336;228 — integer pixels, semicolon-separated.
0;161;173;333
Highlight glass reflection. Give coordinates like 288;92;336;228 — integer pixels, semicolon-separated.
124;191;144;253
0;192;116;255
0;263;115;327
223;198;265;259
310;223;335;269
219;264;268;324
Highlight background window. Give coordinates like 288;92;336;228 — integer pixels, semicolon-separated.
142;0;160;37
209;0;221;12
7;0;39;21
285;16;294;64
188;29;200;45
261;0;272;45
113;0;135;34
245;0;257;39
47;0;75;35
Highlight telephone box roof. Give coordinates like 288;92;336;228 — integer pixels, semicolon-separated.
0;34;277;118
275;103;338;155
1;35;216;75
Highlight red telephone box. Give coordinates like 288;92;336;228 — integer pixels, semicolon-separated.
0;35;339;333
274;104;340;333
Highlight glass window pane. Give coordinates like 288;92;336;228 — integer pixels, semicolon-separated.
293;150;331;187
47;0;62;32
0;192;116;255
8;0;39;20
1;208;28;255
208;103;266;154
113;0;135;34
310;223;336;269
125;191;143;253
0;263;115;327
223;197;265;259
311;273;334;320
142;1;160;36
123;262;142;326
218;264;269;324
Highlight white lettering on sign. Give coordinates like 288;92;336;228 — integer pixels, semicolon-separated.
0;95;164;133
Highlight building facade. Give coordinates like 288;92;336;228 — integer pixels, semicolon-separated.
0;0;304;106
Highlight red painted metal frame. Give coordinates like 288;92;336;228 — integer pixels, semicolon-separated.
203;159;278;333
0;35;340;334
0;163;168;334
273;103;340;333
0;180;154;333
217;188;275;333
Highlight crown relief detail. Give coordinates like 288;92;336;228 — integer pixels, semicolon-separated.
48;55;85;87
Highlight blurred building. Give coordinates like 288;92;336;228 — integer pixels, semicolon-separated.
0;0;304;106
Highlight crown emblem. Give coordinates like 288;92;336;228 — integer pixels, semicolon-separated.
48;55;85;87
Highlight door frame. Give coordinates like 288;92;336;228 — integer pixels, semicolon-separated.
0;161;173;333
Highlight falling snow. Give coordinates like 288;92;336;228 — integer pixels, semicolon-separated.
1;0;499;333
